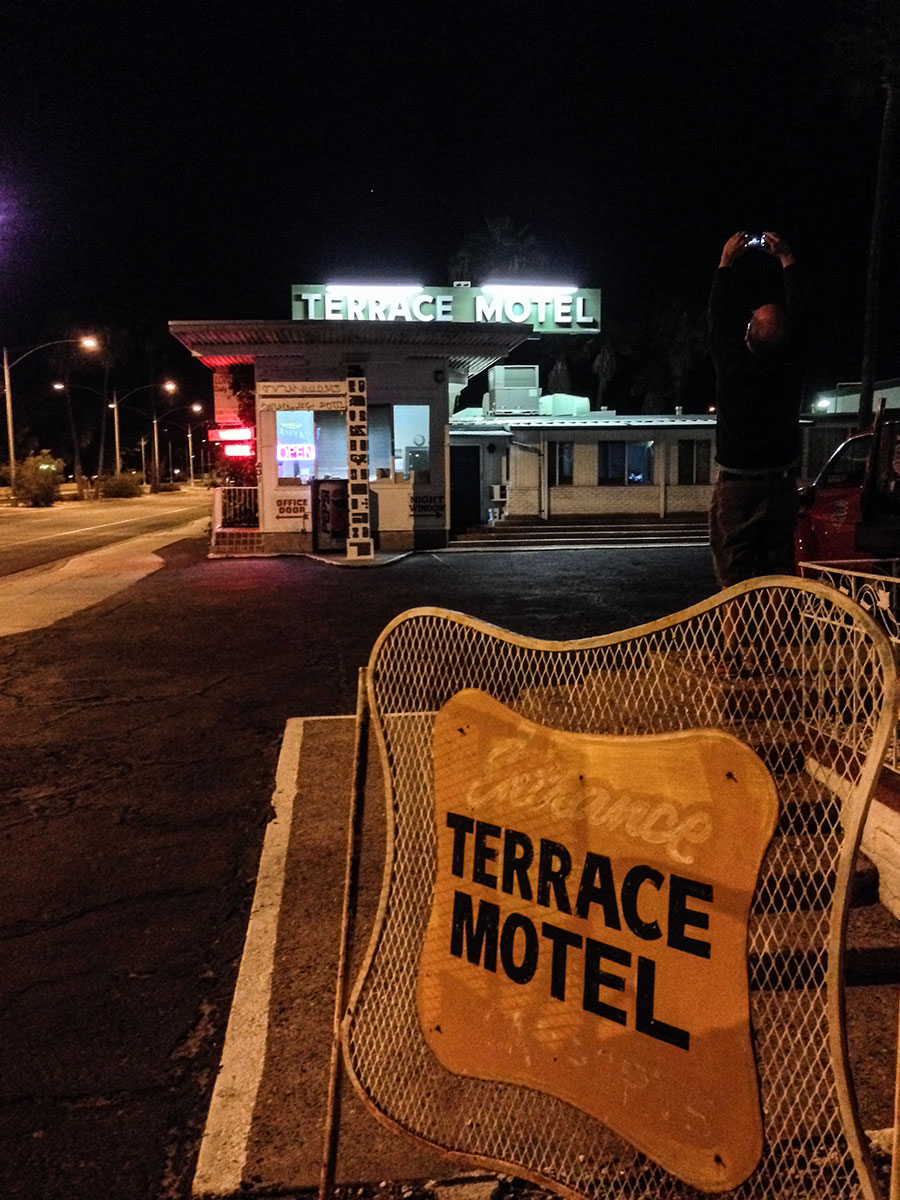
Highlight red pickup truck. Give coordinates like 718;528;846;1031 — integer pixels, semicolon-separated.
795;410;900;563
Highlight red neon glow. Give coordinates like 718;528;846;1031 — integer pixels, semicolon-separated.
217;427;254;441
277;443;315;461
224;444;254;457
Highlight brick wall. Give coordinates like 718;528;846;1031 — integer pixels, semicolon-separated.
549;487;659;516
507;486;539;517
507;483;714;518
666;485;713;513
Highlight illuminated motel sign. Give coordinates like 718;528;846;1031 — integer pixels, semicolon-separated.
291;284;602;334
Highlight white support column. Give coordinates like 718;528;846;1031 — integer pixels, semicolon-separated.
346;376;374;559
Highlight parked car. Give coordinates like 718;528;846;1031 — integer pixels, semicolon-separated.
795;410;899;563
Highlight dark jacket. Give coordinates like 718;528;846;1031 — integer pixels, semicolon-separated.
708;264;804;472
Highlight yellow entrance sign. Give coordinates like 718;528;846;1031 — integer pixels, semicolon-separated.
419;689;778;1194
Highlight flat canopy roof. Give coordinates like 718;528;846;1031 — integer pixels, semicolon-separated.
168;318;533;376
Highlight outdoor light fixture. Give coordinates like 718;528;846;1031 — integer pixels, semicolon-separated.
325;284;424;297
224;444;253;458
480;284;578;297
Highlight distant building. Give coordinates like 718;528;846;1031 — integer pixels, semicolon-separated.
449;368;717;528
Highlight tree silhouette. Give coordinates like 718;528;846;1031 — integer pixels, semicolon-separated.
448;216;552;283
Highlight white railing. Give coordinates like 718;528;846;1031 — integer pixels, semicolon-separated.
799;557;900;772
212;486;259;530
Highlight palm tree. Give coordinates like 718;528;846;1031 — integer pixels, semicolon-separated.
448;216;552;283
824;0;900;427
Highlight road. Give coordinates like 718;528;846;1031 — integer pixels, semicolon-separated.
0;490;211;577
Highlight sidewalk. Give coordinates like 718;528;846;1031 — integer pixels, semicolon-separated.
0;516;209;636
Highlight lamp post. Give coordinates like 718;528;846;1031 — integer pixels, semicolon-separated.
158;403;203;487
149;381;178;491
4;336;99;503
111;391;121;474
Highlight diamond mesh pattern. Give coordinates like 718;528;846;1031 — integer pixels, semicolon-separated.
343;579;898;1200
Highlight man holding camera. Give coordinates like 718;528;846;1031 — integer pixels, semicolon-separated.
708;231;804;590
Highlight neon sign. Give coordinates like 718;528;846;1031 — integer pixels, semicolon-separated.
277;443;316;461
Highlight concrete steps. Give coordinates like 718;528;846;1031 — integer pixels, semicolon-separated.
447;516;709;551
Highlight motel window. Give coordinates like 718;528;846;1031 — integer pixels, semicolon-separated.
275;405;409;483
316;411;349;478
598;440;654;485
368;407;393;478
677;439;711;485
276;411;316;484
393;405;430;481
547;441;574;486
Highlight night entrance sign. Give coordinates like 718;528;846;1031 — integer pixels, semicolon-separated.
421;689;777;1193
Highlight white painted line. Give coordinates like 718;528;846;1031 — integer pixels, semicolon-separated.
0;505;205;548
192;718;305;1197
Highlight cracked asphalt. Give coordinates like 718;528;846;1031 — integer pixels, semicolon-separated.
0;523;721;1199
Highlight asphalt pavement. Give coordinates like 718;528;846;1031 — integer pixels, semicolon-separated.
0;489;211;577
0;522;897;1200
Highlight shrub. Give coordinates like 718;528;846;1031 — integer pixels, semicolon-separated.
156;481;181;492
100;473;143;498
14;452;63;507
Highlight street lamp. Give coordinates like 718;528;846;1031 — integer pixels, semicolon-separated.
149;382;178;490
158;402;203;486
4;336;99;502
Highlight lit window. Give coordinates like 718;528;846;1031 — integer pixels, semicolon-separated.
598;440;654;485
393;405;430;481
276;411;315;483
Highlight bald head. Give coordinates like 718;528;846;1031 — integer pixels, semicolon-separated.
746;303;787;357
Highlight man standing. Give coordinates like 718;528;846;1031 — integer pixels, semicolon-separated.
708;231;805;590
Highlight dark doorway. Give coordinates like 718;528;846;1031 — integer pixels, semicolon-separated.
450;445;482;533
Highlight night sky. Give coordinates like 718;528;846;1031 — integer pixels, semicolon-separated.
2;0;898;452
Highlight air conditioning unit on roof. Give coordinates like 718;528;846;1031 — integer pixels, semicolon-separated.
489;365;539;391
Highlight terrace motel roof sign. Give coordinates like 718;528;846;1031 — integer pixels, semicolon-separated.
291;283;602;335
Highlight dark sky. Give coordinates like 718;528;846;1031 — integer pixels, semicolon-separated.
2;0;897;416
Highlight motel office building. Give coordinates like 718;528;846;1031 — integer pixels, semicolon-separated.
169;284;728;555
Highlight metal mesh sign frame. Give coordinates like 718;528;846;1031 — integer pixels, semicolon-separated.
341;577;899;1200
